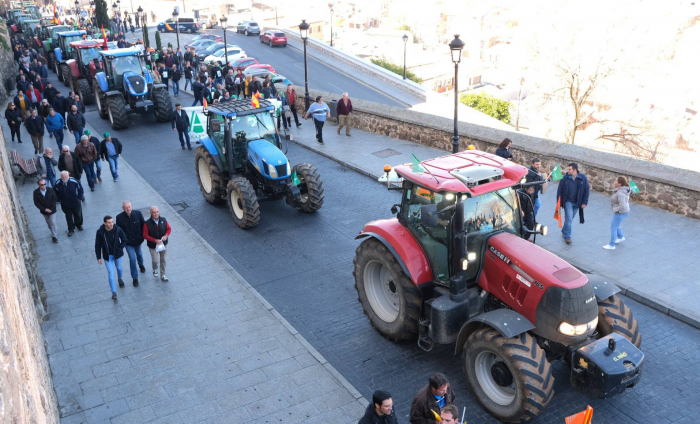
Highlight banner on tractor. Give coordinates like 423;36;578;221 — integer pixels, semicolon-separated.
183;99;281;142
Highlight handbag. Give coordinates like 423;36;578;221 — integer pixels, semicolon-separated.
155;243;165;252
283;105;291;118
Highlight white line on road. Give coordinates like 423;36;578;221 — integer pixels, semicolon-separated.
328;83;344;91
293;64;303;70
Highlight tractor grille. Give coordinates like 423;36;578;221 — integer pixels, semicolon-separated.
275;164;287;177
126;75;146;95
502;276;528;306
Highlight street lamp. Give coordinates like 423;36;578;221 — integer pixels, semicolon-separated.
449;34;465;153
220;16;228;66
299;19;310;110
172;8;180;51
329;7;333;47
402;34;408;80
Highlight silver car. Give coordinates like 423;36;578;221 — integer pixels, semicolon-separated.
236;21;260;36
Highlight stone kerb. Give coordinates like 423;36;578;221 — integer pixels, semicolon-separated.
296;89;700;219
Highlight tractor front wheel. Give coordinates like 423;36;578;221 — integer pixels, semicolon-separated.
152;87;172;122
78;78;94;105
597;295;642;348
293;163;324;212
463;328;554;423
195;146;224;205
227;177;260;229
353;239;421;341
106;95;129;130
61;64;71;87
54;60;63;81
48;52;55;70
94;83;108;119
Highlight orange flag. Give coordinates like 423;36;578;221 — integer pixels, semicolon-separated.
565;405;593;424
251;91;261;108
203;98;208;110
554;196;562;228
101;25;108;48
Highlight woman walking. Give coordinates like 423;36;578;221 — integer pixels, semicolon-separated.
603;176;631;250
5;102;23;143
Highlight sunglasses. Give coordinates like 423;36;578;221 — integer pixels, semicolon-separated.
39;183;46;186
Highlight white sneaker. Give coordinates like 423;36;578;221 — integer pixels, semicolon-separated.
615;237;625;243
603;245;616;250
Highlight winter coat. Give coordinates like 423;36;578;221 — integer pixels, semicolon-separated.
89;136;102;158
52;96;67;115
611;186;631;214
556;172;590;224
37;154;58;182
358;403;398;424
16;78;30;92
5;107;22;126
54;177;84;209
184;65;193;80
100;139;123;160
409;384;456;424
94;224;128;260
116;210;145;247
170;69;181;82
525;166;546;201
171;109;190;131
43;86;58;105
58;152;83;177
38;103;51;119
14;94;30;111
33;186;58;215
66;111;86;131
73;100;85;114
25;114;45;135
75;142;98;163
495;146;513;160
192;80;203;99
45;113;64;132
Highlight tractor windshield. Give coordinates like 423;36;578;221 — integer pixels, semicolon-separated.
62;35;84;52
229;112;276;144
79;47;100;64
110;56;143;76
463;187;521;236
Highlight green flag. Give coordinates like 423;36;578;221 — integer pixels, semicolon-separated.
550;164;563;182
412;154;424;173
629;180;640;194
292;170;301;186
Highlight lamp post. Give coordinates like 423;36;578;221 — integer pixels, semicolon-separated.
402;34;408;80
172;8;179;51
299;19;311;110
329;7;333;47
220;16;228;66
449;34;464;153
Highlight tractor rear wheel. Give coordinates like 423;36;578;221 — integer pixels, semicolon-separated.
292;163;324;212
54;60;63;81
94;83;108;119
77;78;95;105
106;95;129;130
152;87;172;122
227;177;260;229
48;52;55;70
597;295;642;348
353;239;421;341
195;146;224;205
61;64;71;87
463;328;554;423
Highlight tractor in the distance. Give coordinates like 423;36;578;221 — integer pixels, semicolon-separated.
52;29;87;82
93;46;172;130
354;151;643;422
41;24;70;69
59;39;106;105
195;99;324;228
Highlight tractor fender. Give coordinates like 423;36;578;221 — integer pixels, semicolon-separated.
105;90;122;97
356;218;433;286
66;59;81;78
151;83;167;90
586;273;621;301
95;72;108;93
142;68;154;84
54;47;62;62
454;309;535;355
199;136;224;171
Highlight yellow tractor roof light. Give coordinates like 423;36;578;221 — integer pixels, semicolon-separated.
383;165;392;173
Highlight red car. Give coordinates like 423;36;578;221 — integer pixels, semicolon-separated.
230;57;259;72
247;64;276;74
259;30;287;47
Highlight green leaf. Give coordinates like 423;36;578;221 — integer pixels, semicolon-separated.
459;92;512;124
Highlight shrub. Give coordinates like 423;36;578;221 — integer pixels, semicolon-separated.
460;92;512;123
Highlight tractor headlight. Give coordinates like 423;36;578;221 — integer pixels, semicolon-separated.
268;163;278;178
467;252;477;261
558;316;598;336
286;161;291;176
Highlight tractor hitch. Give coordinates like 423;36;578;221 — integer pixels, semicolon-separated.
285;182;302;208
570;333;644;399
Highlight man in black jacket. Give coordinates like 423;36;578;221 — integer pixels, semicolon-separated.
116;201;146;287
54;171;84;236
525;157;547;218
359;390;398;424
100;132;123;181
25;108;45;154
518;185;536;240
52;91;67;128
58;145;83;179
183;60;194;91
171;103;191;150
170;64;181;97
409;373;456;424
85;129;103;182
43;82;58;106
191;80;204;106
67;105;86;145
33;179;59;242
95;215;128;299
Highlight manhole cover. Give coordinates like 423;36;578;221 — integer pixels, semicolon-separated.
372;149;402;159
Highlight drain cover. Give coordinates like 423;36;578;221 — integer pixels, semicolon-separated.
170;202;189;213
372;149;402;159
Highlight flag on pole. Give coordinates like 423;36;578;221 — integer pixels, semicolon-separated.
550;164;563;182
292;170;301;186
554;197;562;228
251;91;261;108
412;154;424;173
629;180;640;194
101;25;108;48
565;405;593;424
202;98;208;111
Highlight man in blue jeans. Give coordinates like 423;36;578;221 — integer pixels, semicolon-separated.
95;215;128;300
116;201;146;287
556;162;590;244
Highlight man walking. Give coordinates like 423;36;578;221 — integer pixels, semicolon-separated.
45;108;65;151
75;135;99;191
85;129;103;183
116;201;146;287
33;179;59;243
100;132;123;181
525;158;547;218
359;390;398;424
304;95;331;144
171;103;191;150
556;162;590;244
143;206;171;282
409;373;456;424
183;60;193;91
25;108;45;154
58;145;83;179
67;104;86;144
95;215;128;300
37;148;58;187
284;83;301;127
336;92;353;136
54;171;84;237
52;91;67;128
191;79;204;106
170;64;181;97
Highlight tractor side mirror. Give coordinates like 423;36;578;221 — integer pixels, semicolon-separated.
421;204;438;227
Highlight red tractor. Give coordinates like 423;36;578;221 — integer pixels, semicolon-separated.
59;39;107;105
353;150;643;422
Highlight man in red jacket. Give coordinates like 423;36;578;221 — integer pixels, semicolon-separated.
143;206;172;282
336;92;353;136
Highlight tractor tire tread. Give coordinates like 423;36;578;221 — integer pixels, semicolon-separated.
61;64;71;87
106;95;129;129
293;163;324;212
78;78;95;105
194;146;225;205
597;295;641;348
227;177;260;228
152;88;172;122
94;84;109;119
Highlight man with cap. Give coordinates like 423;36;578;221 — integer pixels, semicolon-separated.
171;103;191;150
100;132;123;181
85;129;103;182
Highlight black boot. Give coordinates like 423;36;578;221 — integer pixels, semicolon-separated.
118;279;125;288
133;279;139;287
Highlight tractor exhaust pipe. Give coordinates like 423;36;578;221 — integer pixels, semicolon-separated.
450;201;468;302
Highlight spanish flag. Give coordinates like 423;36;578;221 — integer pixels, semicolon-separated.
565;406;593;424
203;98;208;110
101;25;108;48
251;91;261;108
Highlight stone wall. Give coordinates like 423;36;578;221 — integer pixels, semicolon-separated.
0;21;17;99
295;90;700;219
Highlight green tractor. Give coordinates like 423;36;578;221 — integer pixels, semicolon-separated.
52;29;87;82
40;24;70;69
194;99;324;228
93;46;172;130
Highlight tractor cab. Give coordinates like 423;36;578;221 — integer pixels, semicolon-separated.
69;40;104;78
98;48;148;91
54;30;87;62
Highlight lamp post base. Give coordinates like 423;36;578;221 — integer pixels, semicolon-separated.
452;136;460;154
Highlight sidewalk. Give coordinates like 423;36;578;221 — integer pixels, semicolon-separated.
287;118;700;329
3;121;366;424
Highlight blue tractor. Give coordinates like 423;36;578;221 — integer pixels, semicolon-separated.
194;99;325;228
93;46;172;129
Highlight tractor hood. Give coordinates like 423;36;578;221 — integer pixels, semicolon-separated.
246;139;290;180
123;71;148;96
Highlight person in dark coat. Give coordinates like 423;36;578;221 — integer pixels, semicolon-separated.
16;74;30;93
73;94;86;114
409;373;456;424
518;185;536;240
525;157;547;218
170;64;181;97
54;171;84;236
66;105;86;145
38;98;51;119
94;215;128;300
171;103;191;149
100;132;123;181
183;61;194;91
556;162;590;244
25;108;46;154
33;178;59;242
52;91;68;127
43;82;58;106
5;102;23;143
14;90;30;119
359;390;398;424
84;129;103;182
191;80;204;106
116;201;146;287
57;145;83;179
495;138;514;160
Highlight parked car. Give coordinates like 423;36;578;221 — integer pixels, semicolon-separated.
196;42;233;62
247;64;276;74
243;68;292;93
203;46;246;65
157;17;200;33
259;30;287;47
189;34;223;44
229;57;259;72
185;39;216;51
236;20;260;36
